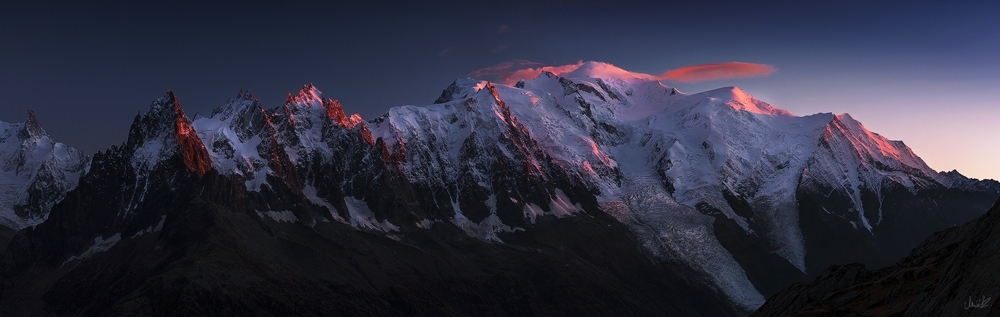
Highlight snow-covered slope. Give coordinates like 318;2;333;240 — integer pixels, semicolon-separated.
364;61;993;309
0;111;90;230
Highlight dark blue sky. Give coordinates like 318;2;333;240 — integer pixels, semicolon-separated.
3;1;999;178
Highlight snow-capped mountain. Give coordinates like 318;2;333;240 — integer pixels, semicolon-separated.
0;61;996;315
0;111;89;230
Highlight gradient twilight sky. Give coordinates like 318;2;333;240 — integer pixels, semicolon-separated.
2;1;998;180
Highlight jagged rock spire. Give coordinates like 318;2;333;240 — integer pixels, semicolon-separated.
323;99;348;126
21;110;47;138
169;92;213;177
285;84;324;107
124;90;213;177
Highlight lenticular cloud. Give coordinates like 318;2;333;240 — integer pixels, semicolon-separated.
657;62;777;83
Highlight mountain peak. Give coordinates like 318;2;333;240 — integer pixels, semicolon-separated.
835;112;857;123
236;89;258;101
168;93;212;177
563;61;658;82
20;109;47;138
125;90;212;177
694;86;792;116
212;90;266;120
165;89;179;106
832;113;872;138
435;79;482;104
825;111;939;183
286;83;324;108
145;90;181;116
700;86;745;98
323;98;350;126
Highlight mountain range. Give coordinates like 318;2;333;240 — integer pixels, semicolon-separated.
0;61;996;316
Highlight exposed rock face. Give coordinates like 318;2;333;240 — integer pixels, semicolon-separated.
751;198;1000;317
168;92;213;177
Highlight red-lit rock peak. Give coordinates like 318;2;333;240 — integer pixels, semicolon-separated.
167;91;213;177
324;98;349;126
323;99;367;130
356;120;375;145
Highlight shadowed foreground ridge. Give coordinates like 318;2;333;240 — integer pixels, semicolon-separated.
752;198;1000;317
0;170;735;316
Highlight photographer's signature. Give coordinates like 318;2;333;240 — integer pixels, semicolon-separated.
964;295;993;309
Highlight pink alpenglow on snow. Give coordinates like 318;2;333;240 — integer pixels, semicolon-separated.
469;60;658;85
469;60;776;85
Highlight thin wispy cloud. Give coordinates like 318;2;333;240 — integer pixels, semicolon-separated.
497;24;512;34
500;62;585;85
467;59;543;84
468;60;583;85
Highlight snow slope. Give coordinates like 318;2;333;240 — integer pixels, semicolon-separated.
400;61;979;309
